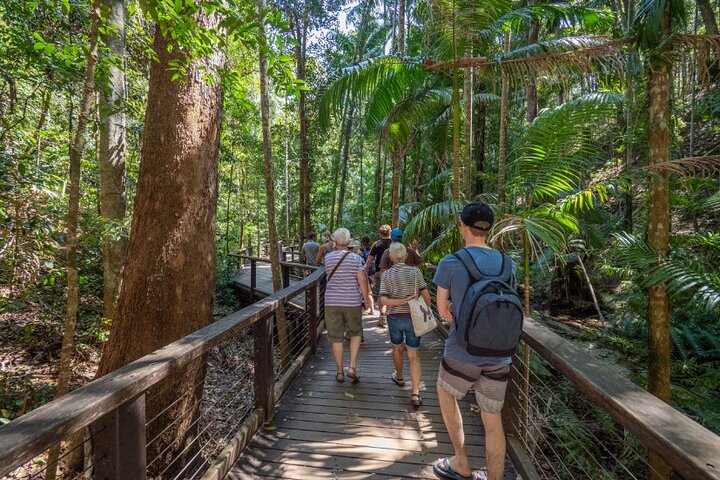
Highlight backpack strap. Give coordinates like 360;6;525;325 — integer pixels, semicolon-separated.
452;248;507;281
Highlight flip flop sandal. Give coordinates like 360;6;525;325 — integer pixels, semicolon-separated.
411;393;423;408
432;458;473;480
335;372;344;383
347;367;360;383
391;371;405;387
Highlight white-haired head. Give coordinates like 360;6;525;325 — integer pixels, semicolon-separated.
332;228;351;247
388;242;408;263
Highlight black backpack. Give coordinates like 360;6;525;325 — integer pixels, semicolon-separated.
452;248;524;358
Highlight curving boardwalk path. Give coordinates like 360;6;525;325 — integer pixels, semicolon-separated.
227;313;519;479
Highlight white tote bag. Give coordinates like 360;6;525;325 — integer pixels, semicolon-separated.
408;273;437;337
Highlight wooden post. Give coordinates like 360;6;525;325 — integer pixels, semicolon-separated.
281;264;290;289
92;394;146;480
253;313;275;421
502;345;524;441
250;259;257;299
308;284;318;353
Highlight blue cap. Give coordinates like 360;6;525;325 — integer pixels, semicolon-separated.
390;228;403;240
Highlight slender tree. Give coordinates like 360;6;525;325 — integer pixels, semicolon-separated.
525;0;540;122
46;1;101;478
698;0;719;35
257;0;291;367
98;0;127;323
497;32;510;205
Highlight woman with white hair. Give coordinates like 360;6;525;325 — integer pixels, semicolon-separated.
324;228;371;383
378;242;431;407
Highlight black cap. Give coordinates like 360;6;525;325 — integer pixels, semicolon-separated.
460;202;494;231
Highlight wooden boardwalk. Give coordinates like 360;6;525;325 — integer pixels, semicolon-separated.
227;313;519;479
232;264;306;307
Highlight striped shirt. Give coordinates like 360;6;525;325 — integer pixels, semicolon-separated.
324;250;365;307
379;263;427;316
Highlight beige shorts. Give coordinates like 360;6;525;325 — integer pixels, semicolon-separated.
437;356;510;414
325;306;362;343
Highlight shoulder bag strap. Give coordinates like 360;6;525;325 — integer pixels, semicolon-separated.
326;251;351;283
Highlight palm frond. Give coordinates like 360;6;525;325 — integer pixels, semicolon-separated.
403;200;464;253
615;232;720;311
646;155;720;177
634;0;686;50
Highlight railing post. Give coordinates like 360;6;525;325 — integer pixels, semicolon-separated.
502;345;524;441
250;259;257;299
281;264;290;289
92;394;146;480
308;284;318;354
253;313;275;421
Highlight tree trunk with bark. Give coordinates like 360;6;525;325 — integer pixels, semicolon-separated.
698;0;719;35
498;32;510;205
99;0;127;323
258;0;290;367
646;5;672;480
336;108;354;227
463;65;473;198
45;3;101;479
390;145;402;226
525;0;540;122
473;80;486;196
397;0;405;56
291;11;311;241
95;10;224;475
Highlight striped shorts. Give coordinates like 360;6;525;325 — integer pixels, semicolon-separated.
437;356;510;414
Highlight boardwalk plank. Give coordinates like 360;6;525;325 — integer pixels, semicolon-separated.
227;315;519;479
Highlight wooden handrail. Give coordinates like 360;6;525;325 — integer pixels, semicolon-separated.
0;268;326;477
519;318;720;480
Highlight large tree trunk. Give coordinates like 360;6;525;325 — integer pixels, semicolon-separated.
463;65;473;198
646;5;672;480
497;32;510;205
95;9;223;476
698;0;719;35
45;3;101;479
258;0;290;367
99;0;127;323
525;0;540;122
473;80;486;195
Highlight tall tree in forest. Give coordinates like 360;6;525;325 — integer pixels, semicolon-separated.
98;0;127;323
497;32;510;205
96;5;224;472
525;0;540;122
636;0;681;477
698;0;719;35
45;1;101;479
258;0;291;366
463;62;472;197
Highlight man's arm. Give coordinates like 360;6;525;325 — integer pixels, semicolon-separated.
357;270;371;308
436;286;452;321
315;245;325;265
364;254;375;273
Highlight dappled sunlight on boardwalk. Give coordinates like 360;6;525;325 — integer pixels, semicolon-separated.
227;314;518;479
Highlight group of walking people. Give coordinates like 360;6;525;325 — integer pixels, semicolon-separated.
299;202;517;480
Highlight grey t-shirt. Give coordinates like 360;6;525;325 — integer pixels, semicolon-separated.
302;241;320;265
432;246;515;366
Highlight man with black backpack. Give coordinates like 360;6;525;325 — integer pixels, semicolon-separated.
431;202;524;480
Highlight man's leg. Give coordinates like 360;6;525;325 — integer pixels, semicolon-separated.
437;382;472;477
480;411;506;480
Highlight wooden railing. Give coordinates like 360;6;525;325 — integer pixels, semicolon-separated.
0;264;325;480
423;267;720;480
228;254;310;301
503;319;720;480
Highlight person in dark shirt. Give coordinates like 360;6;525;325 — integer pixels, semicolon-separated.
378;228;423;273
364;225;392;326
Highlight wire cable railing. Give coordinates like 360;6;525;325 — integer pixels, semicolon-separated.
0;261;324;480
